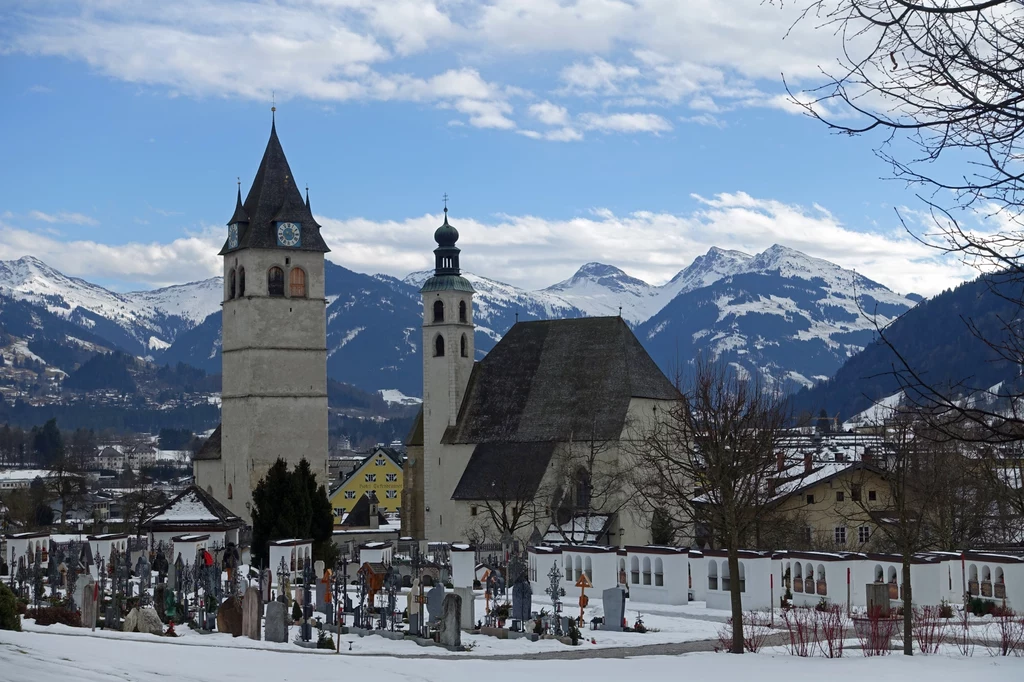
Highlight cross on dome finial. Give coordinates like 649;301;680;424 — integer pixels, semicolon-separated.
442;192;449;214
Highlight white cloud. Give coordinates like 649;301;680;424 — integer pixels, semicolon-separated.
3;0;856;139
28;210;98;226
0;220;220;289
2;193;973;297
529;101;570;126
580;112;672;134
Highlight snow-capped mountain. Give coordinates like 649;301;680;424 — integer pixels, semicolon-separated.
637;244;917;393
0;245;920;398
403;270;586;342
542;248;755;325
0;256;218;354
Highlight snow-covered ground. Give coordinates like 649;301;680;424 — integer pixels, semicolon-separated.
1;627;1021;682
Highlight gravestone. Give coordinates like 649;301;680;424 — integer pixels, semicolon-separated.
512;577;532;623
437;593;462;648
315;583;327;614
241;587;262;641
407;578;422;636
426;584;445;624
75;575;97;628
154;584;167;622
866;583;891;618
217;597;244;637
123;608;138;633
136;607;164;635
314;560;325;580
601;586;625;632
454;586;475;630
261;569;273;603
265;600;288;643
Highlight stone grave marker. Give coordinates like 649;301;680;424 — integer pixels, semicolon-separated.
314;560;324;580
75;575;97;628
265;600;288;643
315;581;327;614
601;586;625;631
407;578;422;636
438;593;462;648
241;587;262;641
512;577;532;623
426;583;445;624
453;586;474;629
217;597;244;637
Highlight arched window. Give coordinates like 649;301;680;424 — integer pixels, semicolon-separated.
238;267;246;296
460;333;468;358
794;562;803;592
574;555;582;581
805;563;814;593
642;557;652;585
618;558;626;585
585;556;593;581
816;564;826;595
433;300;444;322
738;562;746;593
654;558;664;587
227;483;233;500
721;560;731;591
630;556;640;584
268;267;285;297
289;268;306;297
434;335;445;357
874;564;884;582
228;269;236;300
459;300;467;323
888;566;898;584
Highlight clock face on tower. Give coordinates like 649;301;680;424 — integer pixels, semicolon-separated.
276;222;301;247
228;223;239;250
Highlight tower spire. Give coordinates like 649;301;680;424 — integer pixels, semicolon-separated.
305;184;310;210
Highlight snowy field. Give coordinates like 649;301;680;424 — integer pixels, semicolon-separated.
1;628;1023;682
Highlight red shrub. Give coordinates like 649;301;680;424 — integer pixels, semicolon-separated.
782;608;817;657
992;612;1024;656
912;606;948;655
816;604;847;658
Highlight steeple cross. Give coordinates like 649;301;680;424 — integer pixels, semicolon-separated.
442;193;449;212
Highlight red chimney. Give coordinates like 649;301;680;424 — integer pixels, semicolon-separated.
776;451;785;472
803;452;813;473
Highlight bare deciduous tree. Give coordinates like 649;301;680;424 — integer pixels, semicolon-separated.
626;358;793;654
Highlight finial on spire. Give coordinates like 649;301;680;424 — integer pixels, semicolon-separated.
443;192;449;213
305;184;310;210
618;305;622;318
271;91;276;122
237;176;240;189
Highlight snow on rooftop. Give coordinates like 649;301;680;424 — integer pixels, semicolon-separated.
149;490;219;523
0;469;52;482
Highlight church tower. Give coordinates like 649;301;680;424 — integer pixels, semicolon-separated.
420;206;475;539
193;118;330;522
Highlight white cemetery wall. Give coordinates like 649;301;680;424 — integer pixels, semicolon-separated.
529;547;562;597
625;547;689;606
964;552;1024;609
703;551;772;611
268;541;312;586
688;551;706;602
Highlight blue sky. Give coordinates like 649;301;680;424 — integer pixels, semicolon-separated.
0;1;974;295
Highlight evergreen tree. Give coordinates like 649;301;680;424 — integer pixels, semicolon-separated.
32;418;63;467
251;458;335;566
650;507;676;546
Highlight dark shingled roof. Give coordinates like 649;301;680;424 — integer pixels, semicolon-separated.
341;492;388;529
451;442;556;500
405;408;423;447
192;424;222;461
220;121;329;255
443;316;679;444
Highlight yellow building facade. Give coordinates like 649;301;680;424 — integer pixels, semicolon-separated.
328;447;404;524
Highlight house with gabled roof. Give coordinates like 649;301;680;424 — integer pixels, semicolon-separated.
404;213;681;546
141;484;245;555
327;446;404;523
